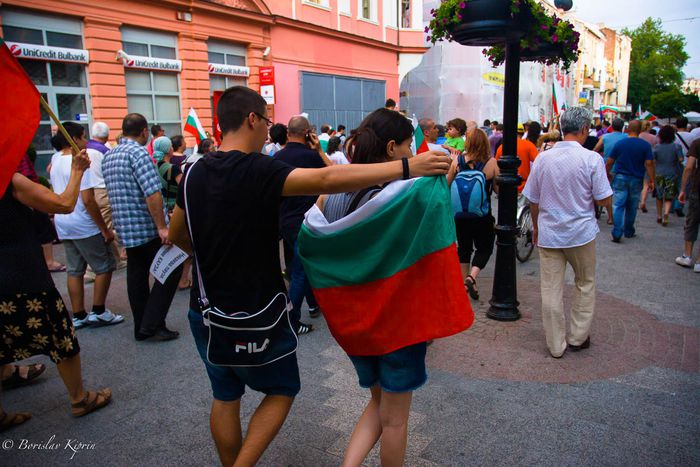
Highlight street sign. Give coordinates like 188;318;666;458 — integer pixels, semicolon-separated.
259;66;275;104
260;84;275;105
75;113;89;121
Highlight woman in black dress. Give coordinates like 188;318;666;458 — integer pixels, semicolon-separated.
1;147;111;432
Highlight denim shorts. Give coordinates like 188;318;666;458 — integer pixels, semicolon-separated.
63;233;116;276
349;342;428;393
188;309;301;401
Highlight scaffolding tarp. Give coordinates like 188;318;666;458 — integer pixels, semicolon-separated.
399;41;576;127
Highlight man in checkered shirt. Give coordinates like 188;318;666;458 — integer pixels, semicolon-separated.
103;113;181;342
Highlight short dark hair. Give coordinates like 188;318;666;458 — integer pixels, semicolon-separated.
151;124;163;137
447;118;467;136
483;119;491;127
269;123;288;145
122;113;149;137
170;134;185;151
321;124;331;134
385;98;396;109
198;138;215;154
327;136;342;154
611;118;625;132
602;120;610;127
491;120;499;126
658;125;675;144
676;116;689;129
337;125;346;132
217;86;267;135
50;122;85;151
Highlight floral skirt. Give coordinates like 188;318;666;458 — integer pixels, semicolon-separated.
0;289;80;365
655;175;678;200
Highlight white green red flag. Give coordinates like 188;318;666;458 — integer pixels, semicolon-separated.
297;176;474;356
599;105;619;114
641;110;657;121
552;81;566;118
636;104;642;118
411;115;430;155
0;38;40;195
184;108;206;145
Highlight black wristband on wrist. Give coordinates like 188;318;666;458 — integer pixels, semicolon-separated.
402;157;410;180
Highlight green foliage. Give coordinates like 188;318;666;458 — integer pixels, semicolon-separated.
648;88;690;118
683;93;700;113
624;18;688;111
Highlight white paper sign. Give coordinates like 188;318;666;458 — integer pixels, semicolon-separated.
150;245;188;284
260;84;275;105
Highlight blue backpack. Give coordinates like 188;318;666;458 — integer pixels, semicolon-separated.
451;156;489;219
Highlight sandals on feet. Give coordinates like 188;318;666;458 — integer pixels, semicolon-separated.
2;363;46;390
465;275;479;300
0;410;31;432
296;322;314;336
71;388;112;418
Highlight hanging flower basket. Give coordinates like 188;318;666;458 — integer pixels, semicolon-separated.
427;0;580;70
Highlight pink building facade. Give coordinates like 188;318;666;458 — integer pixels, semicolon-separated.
0;0;427;171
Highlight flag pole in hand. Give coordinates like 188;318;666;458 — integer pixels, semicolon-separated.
38;94;81;155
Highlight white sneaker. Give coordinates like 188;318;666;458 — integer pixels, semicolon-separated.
675;255;693;267
72;315;91;329
694;263;700;273
87;309;124;326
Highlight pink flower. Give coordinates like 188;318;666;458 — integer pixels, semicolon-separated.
425;26;430;33
442;18;448;24
541;25;548;30
457;13;463;20
551;34;559;42
459;2;466;8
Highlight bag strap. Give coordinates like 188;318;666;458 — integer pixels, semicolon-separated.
345;185;382;216
677;133;689;150
457;154;468;172
182;159;210;308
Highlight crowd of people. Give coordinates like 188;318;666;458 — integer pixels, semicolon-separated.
2;88;699;467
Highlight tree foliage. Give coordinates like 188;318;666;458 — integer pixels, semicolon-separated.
623;18;688;110
649;88;689;118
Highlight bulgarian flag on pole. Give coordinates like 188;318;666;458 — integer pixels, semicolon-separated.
552;81;566;118
0;38;40;195
411;115;430;154
184;107;206;145
600;105;619;114
298;176;474;356
641;110;657;122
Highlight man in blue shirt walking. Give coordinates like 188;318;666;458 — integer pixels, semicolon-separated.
606;120;655;242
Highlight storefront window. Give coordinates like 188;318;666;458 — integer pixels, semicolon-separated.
1;9;90;174
122;28;182;137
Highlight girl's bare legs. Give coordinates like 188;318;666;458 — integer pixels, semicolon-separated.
343;386;413;467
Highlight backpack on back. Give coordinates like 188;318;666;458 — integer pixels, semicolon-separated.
451;156;489;219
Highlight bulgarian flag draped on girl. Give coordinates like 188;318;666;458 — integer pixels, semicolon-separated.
0;38;40;195
297;176;473;356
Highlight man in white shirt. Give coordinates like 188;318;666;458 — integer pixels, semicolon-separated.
87;121;125;264
50;122;123;329
522;107;613;358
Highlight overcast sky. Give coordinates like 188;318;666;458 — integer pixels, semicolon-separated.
569;0;700;79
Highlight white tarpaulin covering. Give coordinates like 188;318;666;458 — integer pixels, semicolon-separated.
399;41;577;127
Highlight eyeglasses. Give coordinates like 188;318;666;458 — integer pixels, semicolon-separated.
254;112;272;128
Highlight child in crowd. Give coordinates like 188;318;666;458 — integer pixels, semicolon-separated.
444;118;467;152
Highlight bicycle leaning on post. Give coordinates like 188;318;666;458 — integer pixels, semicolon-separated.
515;194;535;262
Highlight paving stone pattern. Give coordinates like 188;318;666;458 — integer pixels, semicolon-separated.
1;207;698;466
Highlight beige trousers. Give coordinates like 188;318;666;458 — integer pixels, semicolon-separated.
538;240;596;357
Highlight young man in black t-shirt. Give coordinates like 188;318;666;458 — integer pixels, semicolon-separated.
168;86;451;466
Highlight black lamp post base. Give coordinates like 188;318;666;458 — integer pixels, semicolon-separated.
487;302;521;322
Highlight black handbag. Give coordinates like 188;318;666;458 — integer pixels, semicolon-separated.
183;161;298;367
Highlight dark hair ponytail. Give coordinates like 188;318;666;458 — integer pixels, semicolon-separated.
50;122;85;151
350;108;414;164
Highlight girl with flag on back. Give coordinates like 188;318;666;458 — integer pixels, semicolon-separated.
301;108;473;467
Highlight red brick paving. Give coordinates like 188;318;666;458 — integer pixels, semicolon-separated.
427;278;700;383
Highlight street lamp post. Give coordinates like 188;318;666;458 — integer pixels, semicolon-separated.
488;40;522;322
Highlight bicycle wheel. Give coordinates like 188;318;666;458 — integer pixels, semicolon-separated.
515;206;534;263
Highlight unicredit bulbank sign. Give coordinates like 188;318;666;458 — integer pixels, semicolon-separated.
208;63;250;78
117;50;181;72
6;41;89;64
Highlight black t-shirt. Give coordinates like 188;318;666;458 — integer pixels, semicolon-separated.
176;150;294;312
273;142;325;231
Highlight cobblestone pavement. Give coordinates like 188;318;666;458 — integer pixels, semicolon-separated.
2;208;699;466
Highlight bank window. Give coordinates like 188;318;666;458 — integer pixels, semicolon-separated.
1;14;89;175
122;32;181;137
208;42;247;92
